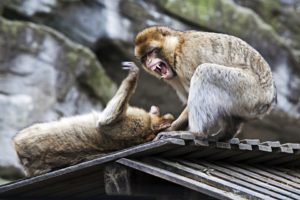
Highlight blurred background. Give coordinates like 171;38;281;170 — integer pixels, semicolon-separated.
0;0;300;184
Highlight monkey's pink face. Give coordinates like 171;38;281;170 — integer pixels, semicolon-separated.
142;49;175;80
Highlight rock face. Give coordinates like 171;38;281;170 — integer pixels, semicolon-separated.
1;0;300;180
0;17;116;177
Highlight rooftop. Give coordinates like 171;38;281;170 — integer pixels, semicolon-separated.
1;136;300;199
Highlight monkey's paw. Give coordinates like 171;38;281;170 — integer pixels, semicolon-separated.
153;131;196;141
121;61;139;73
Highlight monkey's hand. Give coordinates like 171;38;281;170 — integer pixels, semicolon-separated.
122;61;139;75
165;107;189;131
153;131;198;141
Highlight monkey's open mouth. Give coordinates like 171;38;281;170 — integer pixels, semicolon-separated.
148;61;174;79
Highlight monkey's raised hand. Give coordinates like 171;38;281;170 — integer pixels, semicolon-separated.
98;61;139;127
122;61;139;74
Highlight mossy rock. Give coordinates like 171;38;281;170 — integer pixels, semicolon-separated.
0;17;117;104
158;0;283;46
0;178;10;185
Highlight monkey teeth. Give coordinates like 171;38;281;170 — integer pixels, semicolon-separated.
150;64;161;71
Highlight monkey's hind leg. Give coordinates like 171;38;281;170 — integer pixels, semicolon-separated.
188;63;259;141
208;116;244;141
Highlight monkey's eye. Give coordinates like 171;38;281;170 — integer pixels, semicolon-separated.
141;48;160;63
141;55;147;63
149;48;159;55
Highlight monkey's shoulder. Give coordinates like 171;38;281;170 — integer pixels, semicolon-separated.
182;31;250;48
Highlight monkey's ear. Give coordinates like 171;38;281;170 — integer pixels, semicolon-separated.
159;27;172;36
160;28;172;36
149;105;160;115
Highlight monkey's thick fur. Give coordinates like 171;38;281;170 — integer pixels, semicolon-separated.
13;63;174;177
135;26;277;140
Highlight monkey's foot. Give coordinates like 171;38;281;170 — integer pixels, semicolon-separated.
153;131;197;141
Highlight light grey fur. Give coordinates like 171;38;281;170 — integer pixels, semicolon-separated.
188;63;275;135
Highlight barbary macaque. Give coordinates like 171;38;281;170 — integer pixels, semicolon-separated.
135;26;277;140
13;62;174;177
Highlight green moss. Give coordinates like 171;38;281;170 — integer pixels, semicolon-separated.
158;0;282;44
66;51;79;66
0;178;10;185
83;60;117;103
0;17;23;37
256;0;280;27
0;17;117;104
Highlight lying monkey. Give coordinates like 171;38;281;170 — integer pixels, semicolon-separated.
13;62;174;177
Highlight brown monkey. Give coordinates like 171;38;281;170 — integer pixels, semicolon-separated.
135;26;277;140
13;62;174;177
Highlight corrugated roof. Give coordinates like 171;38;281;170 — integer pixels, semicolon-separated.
118;158;300;200
1;136;300;199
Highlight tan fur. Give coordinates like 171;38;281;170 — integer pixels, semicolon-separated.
135;26;276;140
13;62;174;177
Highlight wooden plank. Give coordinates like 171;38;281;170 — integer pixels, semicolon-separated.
117;158;243;200
274;167;300;179
279;146;294;154
260;141;281;148
209;141;250;161
227;151;265;162
169;139;211;158
245;143;292;164
238;143;253;151
236;165;300;190
257;144;272;152
21;169;104;197
208;150;243;161
186;147;225;159
221;163;300;196
266;155;299;166
207;142;242;161
246;153;285;165
229;138;240;145
254;166;300;184
147;158;274;200
240;139;260;145
0;138;184;196
185;141;231;159
215;142;232;149
183;160;297;199
127;138;185;157
282;143;300;150
160;139;207;157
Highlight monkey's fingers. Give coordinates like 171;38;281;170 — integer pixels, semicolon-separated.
121;61;139;72
122;66;131;70
121;61;134;66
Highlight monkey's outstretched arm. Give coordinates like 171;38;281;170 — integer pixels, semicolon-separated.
166;106;188;131
98;62;139;126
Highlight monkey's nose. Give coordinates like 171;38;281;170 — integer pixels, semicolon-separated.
146;57;152;66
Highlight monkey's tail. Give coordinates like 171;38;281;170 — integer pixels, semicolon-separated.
265;81;277;115
271;81;277;105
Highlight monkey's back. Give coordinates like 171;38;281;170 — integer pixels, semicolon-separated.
180;31;273;90
13;113;104;175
